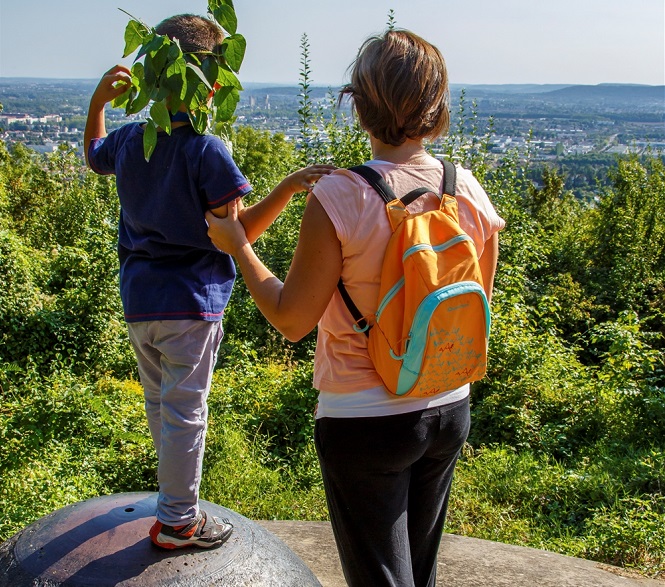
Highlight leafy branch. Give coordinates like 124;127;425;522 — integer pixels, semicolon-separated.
297;33;314;166
387;9;396;30
113;0;246;160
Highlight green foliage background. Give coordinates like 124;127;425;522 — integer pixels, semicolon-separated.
0;93;663;578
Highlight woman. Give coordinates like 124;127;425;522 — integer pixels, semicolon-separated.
206;29;505;587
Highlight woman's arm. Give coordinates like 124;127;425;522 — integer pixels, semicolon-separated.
206;194;342;341
209;165;336;245
478;231;499;303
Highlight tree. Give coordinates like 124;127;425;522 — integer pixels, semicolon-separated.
585;156;665;323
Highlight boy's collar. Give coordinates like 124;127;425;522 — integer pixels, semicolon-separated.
169;111;190;123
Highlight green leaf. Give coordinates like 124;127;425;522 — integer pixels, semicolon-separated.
208;0;235;14
143;119;157;161
168;94;183;115
212;5;237;35
186;62;212;90
123;20;151;57
150;101;171;134
111;81;136;109
136;33;165;62
190;109;208;135
148;35;170;58
213;87;239;121
143;39;172;87
148;40;171;77
222;34;246;73
163;57;187;100
182;67;211;114
166;41;182;63
125;64;154;114
201;57;219;87
216;64;243;90
130;61;145;84
126;87;152;115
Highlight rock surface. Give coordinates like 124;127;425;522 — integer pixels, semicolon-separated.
259;520;664;587
0;493;320;587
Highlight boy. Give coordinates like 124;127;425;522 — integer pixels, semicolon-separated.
84;13;333;549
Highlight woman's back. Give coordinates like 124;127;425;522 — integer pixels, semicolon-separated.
312;156;504;417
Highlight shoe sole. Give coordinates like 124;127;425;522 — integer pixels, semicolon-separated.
150;530;233;550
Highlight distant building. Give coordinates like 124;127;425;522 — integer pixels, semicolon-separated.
0;113;63;125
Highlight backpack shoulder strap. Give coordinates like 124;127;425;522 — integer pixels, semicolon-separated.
337;278;369;337
351;160;456;203
348;165;397;204
400;187;436;206
441;159;457;196
351;164;443;206
337;164;396;338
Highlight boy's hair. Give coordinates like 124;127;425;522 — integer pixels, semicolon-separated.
155;14;224;60
340;30;450;147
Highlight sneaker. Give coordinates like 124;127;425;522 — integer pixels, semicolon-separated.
149;510;234;549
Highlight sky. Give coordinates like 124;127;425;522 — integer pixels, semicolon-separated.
1;0;664;87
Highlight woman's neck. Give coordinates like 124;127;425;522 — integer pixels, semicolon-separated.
370;135;432;165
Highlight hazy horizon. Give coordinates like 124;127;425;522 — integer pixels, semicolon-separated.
1;78;662;90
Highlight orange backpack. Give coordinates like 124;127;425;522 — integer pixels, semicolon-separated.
338;160;490;397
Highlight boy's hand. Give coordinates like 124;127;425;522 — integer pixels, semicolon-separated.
206;199;249;257
284;165;337;194
91;65;133;107
85;65;133;166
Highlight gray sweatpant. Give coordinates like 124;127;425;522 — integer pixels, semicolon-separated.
127;320;224;526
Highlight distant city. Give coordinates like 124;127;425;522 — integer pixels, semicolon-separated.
237;83;665;159
0;78;663;196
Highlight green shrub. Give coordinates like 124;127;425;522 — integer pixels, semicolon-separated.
449;445;665;578
209;359;318;467
201;420;326;521
0;374;156;539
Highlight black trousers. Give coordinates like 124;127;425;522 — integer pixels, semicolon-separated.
315;397;470;587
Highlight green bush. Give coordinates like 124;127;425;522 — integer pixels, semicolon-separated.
0;142;132;378
209;359;318;468
0;374;156;539
449;445;665;576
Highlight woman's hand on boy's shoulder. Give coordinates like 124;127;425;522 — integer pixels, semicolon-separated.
284;165;337;195
205;199;248;257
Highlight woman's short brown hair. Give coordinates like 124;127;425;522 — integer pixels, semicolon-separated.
340;30;450;146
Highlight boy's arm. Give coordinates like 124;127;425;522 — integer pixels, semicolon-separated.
209;165;335;244
84;65;133;167
206;195;342;341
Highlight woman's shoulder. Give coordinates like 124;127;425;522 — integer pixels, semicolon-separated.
452;164;490;202
452;163;506;233
318;167;368;188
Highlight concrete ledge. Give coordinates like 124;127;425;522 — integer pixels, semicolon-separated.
258;521;664;587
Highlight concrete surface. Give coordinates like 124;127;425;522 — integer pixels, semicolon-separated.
0;493;321;587
258;520;664;587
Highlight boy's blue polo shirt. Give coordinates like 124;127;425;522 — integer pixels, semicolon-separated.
88;122;252;323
